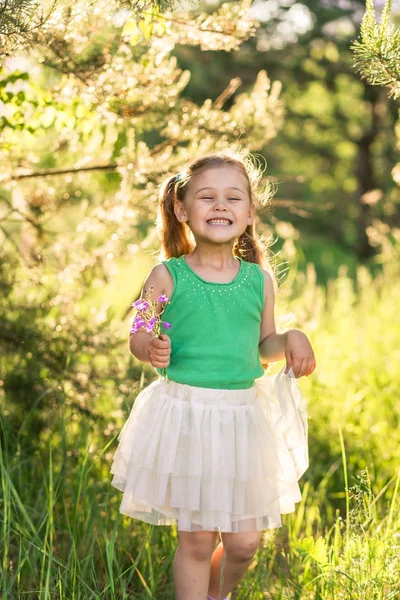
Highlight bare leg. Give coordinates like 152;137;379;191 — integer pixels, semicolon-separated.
173;530;219;600
208;531;262;599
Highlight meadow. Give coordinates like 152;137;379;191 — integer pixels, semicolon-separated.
1;0;400;597
1;249;399;600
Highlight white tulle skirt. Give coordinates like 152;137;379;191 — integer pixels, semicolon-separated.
110;366;308;533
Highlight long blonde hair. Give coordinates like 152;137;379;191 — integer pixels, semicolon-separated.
155;150;275;273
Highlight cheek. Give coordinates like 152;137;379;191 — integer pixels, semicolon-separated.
238;204;252;217
189;205;206;220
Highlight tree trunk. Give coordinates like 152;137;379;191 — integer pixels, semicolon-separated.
355;84;381;261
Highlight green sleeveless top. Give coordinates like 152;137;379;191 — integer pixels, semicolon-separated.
155;255;265;389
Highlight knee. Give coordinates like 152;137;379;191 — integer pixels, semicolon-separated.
224;533;262;563
178;531;217;562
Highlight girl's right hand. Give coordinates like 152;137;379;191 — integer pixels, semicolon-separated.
148;334;171;369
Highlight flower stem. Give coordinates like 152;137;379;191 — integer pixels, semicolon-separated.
158;333;169;381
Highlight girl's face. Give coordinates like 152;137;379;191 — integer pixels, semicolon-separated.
174;165;254;246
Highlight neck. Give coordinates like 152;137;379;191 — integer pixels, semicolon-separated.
186;242;238;270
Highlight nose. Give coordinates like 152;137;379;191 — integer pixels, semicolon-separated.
214;199;228;210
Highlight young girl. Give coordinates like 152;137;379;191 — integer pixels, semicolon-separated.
111;151;316;600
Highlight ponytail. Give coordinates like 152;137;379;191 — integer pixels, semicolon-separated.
156;175;194;261
233;223;274;274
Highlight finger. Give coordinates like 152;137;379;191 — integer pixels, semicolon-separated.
149;346;170;358
154;349;171;358
284;352;293;374
292;359;303;378
300;358;309;378
303;358;312;377
152;362;170;369
159;334;171;344
293;360;302;378
307;358;316;375
152;338;170;349
301;358;310;377
149;352;171;362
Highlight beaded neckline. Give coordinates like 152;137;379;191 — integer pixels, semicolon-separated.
179;255;244;286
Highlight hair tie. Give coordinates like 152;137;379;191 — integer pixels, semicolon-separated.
175;172;182;182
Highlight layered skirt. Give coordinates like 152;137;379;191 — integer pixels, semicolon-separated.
110;366;308;533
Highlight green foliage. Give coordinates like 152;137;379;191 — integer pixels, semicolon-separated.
123;5;171;45
0;0;283;438
294;535;329;569
119;0;184;16
0;0;58;59
173;1;400;261
0;67;77;138
0;1;193;58
352;0;400;100
1;256;400;598
1;2;399;595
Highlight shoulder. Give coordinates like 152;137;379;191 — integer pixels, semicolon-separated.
257;267;275;301
143;261;174;298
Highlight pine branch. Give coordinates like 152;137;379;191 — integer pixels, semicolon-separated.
118;0;197;13
351;0;400;100
0;0;58;57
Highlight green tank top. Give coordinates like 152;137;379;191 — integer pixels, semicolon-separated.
155;255;265;389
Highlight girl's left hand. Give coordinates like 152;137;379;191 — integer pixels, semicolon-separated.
284;329;316;378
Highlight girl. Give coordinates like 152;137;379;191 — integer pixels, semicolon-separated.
111;151;316;600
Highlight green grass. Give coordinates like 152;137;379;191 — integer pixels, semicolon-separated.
1;257;399;599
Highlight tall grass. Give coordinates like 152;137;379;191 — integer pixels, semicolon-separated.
1;258;399;599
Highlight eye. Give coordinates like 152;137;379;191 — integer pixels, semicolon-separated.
228;197;241;201
201;196;214;200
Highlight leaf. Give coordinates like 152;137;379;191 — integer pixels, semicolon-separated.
122;18;139;37
129;33;142;46
294;536;329;567
139;19;154;38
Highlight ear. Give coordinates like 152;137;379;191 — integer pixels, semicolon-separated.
174;200;187;223
247;204;255;226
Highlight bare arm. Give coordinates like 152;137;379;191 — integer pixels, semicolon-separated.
258;269;316;377
258;269;287;364
129;263;172;368
259;332;288;364
129;330;153;363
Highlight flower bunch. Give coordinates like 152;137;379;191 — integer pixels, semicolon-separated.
130;287;171;335
130;286;171;379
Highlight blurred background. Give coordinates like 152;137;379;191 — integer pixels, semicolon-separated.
1;0;399;598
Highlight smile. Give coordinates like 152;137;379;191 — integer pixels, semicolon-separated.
206;219;232;226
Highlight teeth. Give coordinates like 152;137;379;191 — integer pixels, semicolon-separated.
208;219;231;225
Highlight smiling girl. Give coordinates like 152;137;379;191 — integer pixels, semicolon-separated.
111;151;315;600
